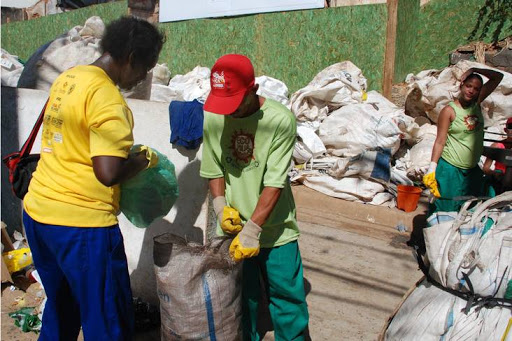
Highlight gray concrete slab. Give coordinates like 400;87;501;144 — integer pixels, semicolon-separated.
299;220;421;340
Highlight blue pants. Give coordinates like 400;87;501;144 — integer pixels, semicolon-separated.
23;211;134;341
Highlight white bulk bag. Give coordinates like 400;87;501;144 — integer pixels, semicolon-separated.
290;61;367;123
168;66;211;103
256;75;290;106
318;103;402;157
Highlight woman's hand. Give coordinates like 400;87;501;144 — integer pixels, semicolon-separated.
460;68;475;83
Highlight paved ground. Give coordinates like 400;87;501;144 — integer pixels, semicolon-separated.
289;186;425;340
1;185;426;340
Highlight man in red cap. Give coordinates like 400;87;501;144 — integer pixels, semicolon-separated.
200;54;309;340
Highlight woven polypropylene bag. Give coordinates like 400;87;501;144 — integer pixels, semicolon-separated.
154;234;242;340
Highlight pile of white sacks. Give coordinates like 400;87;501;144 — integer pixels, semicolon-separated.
384;192;512;340
4;16;511;207
154;61;423;206
1;48;25;87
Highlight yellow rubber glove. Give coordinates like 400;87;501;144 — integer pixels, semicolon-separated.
132;144;159;169
423;162;440;198
212;196;243;234
221;207;243;234
229;219;262;262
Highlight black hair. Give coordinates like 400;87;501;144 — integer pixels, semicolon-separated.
463;73;483;85
100;16;165;69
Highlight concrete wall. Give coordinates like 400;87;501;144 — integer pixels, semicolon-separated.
1;87;208;304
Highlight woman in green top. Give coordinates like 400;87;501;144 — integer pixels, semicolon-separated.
423;67;503;214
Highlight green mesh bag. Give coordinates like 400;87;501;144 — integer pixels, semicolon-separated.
120;149;179;228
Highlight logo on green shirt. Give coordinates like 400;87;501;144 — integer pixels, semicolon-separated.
230;129;255;163
463;114;480;132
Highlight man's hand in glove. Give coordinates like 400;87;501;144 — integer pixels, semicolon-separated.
212;196;243;234
423;162;440;198
229;220;262;262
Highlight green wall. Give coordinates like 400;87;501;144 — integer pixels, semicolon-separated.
1;2;126;62
395;0;512;82
159;5;388;93
2;0;509;92
395;0;420;83
1;3;388;93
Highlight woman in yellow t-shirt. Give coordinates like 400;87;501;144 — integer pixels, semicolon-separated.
424;67;503;215
22;17;164;341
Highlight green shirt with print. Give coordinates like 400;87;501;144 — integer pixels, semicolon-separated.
200;98;299;248
442;102;484;169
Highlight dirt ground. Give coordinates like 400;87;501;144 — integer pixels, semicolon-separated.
1;278;45;341
1;279;159;341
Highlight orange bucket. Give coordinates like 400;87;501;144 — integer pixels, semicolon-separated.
396;185;422;212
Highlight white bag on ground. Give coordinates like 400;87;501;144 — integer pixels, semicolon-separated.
290;61;367;123
168;66;211;102
152;63;172;85
150;84;180;103
77;16;105;39
328;149;391;182
256;75;290;106
154;234;242;340
297;125;326;156
393;123;436;181
384;279;511;340
406;127;436;178
301;174;386;202
1;49;24;87
318;103;402;157
366;90;421;144
385;192;512;340
28;16;104;92
424;192;512;294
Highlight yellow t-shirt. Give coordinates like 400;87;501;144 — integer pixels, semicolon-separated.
23;65;134;227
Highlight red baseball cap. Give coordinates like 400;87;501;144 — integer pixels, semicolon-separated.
204;54;255;115
507;117;512;125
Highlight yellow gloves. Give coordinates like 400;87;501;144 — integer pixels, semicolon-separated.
423;162;440;198
212;196;243;234
132;144;158;169
229;219;262;262
220;207;243;234
212;196;262;261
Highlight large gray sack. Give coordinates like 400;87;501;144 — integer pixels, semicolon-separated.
154;234;242;340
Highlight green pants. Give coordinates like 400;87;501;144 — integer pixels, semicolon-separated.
242;241;309;341
430;158;484;215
